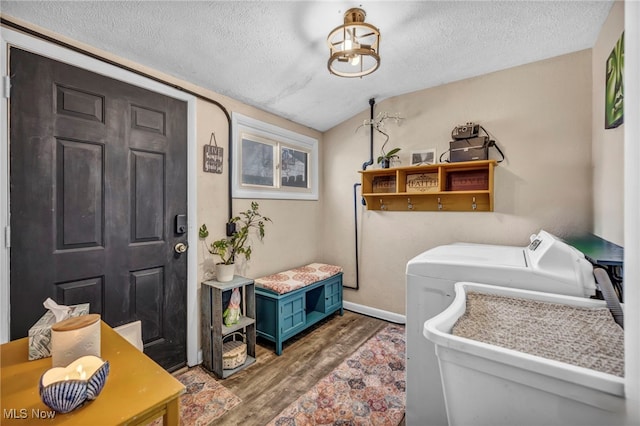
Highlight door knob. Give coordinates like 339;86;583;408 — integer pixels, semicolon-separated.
174;242;188;253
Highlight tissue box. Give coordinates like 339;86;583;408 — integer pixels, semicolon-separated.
28;303;90;360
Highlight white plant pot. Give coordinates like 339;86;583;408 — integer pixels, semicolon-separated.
215;263;235;282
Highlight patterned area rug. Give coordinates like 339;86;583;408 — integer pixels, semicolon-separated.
151;366;241;426
267;324;406;426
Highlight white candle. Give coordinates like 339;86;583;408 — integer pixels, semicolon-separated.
51;314;101;368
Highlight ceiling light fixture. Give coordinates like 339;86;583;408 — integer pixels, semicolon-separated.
327;8;380;78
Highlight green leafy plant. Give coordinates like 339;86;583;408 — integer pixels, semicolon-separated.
199;201;271;265
377;147;401;165
374;126;401;168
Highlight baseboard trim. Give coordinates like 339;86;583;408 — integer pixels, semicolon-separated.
343;301;406;324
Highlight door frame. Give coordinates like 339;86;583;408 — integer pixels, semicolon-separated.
0;27;199;367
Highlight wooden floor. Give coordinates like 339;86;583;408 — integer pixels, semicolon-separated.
209;310;402;425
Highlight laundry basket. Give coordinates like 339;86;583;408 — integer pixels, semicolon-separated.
222;332;247;370
423;282;626;426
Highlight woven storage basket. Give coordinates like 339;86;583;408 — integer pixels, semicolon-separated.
222;332;247;370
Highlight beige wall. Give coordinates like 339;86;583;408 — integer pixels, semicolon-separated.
195;100;323;286
593;1;625;246
2;14;602;320
1;18;324;353
321;50;593;315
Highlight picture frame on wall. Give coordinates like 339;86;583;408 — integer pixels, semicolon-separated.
605;31;624;129
411;149;436;166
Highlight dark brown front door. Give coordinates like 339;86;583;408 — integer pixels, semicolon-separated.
9;48;188;371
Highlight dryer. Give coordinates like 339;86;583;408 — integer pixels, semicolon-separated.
405;230;597;426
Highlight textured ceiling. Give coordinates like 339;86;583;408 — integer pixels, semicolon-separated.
1;1;613;132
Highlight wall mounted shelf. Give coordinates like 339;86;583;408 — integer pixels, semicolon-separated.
359;160;496;212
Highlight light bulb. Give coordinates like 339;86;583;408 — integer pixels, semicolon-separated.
347;28;360;66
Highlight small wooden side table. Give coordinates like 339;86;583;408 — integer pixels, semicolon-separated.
201;275;256;378
1;321;185;425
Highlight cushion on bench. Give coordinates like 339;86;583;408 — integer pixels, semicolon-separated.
255;263;343;295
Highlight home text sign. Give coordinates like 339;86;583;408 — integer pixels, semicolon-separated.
372;175;396;193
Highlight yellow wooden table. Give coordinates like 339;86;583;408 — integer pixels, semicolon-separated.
1;322;185;425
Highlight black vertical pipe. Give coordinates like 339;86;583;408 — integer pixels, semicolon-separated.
362;98;375;170
226;128;235;236
344;182;362;290
348;98;376;291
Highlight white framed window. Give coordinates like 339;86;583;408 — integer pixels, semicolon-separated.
232;113;318;200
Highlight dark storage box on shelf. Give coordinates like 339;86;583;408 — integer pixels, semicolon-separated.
446;169;489;191
372;175;396;193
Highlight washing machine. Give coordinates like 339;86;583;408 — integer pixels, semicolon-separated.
405;230;597;426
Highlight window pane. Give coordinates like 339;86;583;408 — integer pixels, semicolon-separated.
232;113;318;200
241;138;274;187
281;147;308;188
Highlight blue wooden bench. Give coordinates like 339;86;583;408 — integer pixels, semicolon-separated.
254;263;343;355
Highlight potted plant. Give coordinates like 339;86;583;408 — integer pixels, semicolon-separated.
199;201;271;282
377;147;401;169
356;111;404;169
